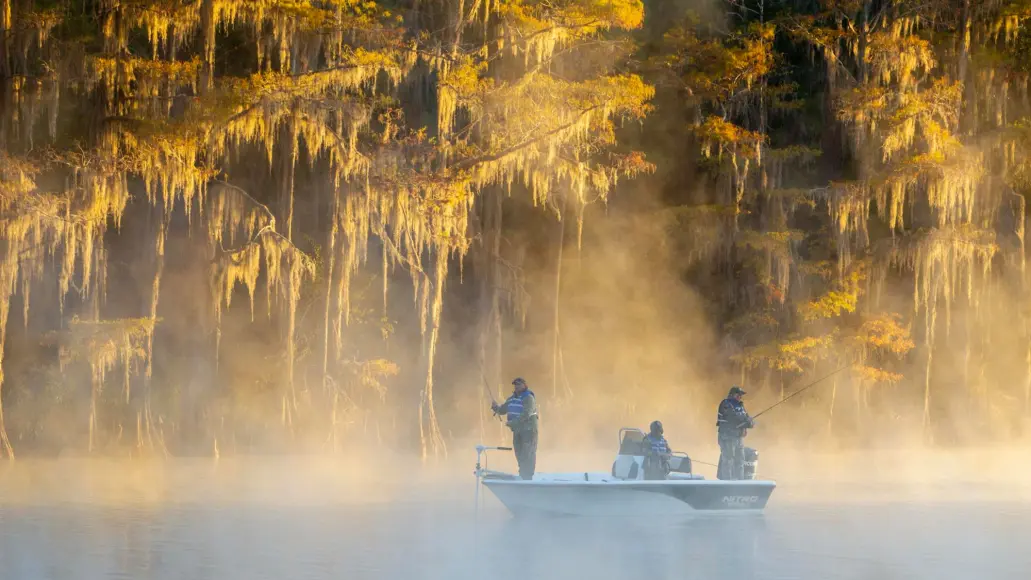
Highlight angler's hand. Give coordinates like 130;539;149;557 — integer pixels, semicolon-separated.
490;402;499;413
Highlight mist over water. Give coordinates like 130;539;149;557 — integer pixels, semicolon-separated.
2;454;1031;580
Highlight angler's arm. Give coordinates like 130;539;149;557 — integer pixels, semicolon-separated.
734;411;754;430
739;408;755;428
720;401;752;430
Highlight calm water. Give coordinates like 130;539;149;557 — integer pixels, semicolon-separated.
1;458;1029;580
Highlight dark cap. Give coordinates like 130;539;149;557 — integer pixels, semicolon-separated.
728;386;746;396
512;377;527;387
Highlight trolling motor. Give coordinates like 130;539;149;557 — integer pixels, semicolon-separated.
473;444;512;515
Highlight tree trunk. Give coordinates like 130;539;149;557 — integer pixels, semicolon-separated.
957;0;972;134
828;375;837;436
451;0;466;56
280;118;298;241
0;292;11;459
923;324;936;443
89;373;99;453
323;194;339;387
551;198;566;398
0;381;11;459
284;266;299;429
420;253;448;460
857;1;870;85
200;0;215;91
140;211;167;453
0;0;11;79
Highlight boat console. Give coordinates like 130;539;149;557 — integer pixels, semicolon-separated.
611;427;702;481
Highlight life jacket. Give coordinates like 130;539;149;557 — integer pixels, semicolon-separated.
643;433;668;455
641;433;671;480
505;389;535;423
716;398;748;434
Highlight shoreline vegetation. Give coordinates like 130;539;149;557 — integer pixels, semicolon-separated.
1;1;1031;461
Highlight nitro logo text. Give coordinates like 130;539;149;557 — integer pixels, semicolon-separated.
721;495;759;506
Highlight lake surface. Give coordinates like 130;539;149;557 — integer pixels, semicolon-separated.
1;456;1030;580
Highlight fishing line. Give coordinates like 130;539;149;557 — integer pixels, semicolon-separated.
689;365;849;480
751;364;851;419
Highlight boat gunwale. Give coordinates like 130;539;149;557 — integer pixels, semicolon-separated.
480;477;777;488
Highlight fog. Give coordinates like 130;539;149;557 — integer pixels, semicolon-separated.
4;0;1031;578
3;451;1031;579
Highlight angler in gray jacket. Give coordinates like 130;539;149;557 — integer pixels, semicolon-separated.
490;377;539;480
716;385;754;480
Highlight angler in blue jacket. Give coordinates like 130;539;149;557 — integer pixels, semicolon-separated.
490;377;539;480
716;386;754;480
642;420;672;480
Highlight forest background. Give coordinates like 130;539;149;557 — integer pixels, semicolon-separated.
1;0;1031;461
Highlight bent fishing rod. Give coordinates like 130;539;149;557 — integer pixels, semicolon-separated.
661;367;850;476
751;363;851;420
477;363;506;422
678;366;849;476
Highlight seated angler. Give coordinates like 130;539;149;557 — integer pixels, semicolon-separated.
641;420;672;480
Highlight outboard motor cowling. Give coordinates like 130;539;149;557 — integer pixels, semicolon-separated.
743;447;758;480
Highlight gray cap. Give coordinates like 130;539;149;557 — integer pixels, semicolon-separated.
728;386;746;396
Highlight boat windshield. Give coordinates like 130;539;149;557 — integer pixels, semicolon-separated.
617;428;646;455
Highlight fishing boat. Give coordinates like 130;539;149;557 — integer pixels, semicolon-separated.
474;427;776;517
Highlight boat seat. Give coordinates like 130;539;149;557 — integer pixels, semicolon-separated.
669;454;692;474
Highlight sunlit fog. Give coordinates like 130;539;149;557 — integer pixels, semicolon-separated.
2;0;1031;578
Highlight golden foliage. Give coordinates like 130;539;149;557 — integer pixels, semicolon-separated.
500;0;645;65
734;333;836;373
798;264;865;322
697;117;765;161
852;314;916;357
659;21;775;104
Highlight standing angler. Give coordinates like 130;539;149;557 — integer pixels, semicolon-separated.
491;377;539;480
716;386;754;480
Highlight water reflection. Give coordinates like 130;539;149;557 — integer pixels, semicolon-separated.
2;475;1030;580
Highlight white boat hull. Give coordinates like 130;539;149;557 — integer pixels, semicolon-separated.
481;472;775;518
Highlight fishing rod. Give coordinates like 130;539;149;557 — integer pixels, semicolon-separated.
477;363;505;422
751;363;851;419
477;361;498;404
